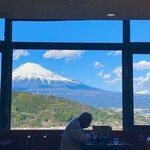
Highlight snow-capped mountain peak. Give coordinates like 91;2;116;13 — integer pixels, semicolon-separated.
12;62;79;85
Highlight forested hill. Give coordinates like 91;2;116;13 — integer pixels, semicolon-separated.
11;91;121;128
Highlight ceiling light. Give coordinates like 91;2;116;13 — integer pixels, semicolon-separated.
107;13;116;17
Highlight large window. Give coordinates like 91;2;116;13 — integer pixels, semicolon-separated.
12;21;122;43
133;54;150;125
11;49;122;130
2;19;149;131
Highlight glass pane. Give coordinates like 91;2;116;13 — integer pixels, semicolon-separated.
133;54;150;125
0;19;5;40
11;49;122;130
131;20;150;42
12;21;122;43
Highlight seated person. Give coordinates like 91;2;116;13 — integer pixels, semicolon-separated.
60;112;93;150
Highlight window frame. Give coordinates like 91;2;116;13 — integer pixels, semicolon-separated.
1;19;150;131
131;50;150;130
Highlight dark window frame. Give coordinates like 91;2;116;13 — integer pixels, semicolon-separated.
0;19;150;130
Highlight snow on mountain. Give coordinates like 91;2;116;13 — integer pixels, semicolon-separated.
12;62;79;85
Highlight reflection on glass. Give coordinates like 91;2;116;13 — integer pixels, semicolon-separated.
133;54;150;125
12;21;122;43
11;50;122;130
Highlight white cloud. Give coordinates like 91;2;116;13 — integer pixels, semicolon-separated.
13;50;29;60
113;66;122;78
97;70;104;77
133;72;150;94
133;60;150;70
133;76;144;82
97;70;111;79
136;90;150;94
102;64;150;94
100;62;150;94
43;50;85;61
104;77;122;85
132;60;150;94
93;61;104;69
103;74;111;79
104;66;122;85
107;51;121;56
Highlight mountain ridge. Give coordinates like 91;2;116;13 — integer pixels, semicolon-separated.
12;62;150;108
13;62;79;84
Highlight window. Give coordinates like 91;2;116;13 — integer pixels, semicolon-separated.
133;54;150;125
0;19;5;41
11;49;122;130
131;20;150;42
12;21;122;43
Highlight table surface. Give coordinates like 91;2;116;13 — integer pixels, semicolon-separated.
84;141;134;150
84;141;134;147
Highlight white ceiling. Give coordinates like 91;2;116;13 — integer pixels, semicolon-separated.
0;0;150;20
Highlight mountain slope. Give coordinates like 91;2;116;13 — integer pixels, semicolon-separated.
11;91;122;128
12;62;150;108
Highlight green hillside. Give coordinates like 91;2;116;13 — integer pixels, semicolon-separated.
11;91;122;128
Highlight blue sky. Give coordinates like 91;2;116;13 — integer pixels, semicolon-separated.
12;21;122;42
12;49;122;92
0;19;4;40
1;19;150;93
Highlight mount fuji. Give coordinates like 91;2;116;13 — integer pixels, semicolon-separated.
12;62;150;108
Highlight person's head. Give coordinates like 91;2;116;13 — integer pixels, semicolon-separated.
78;112;93;128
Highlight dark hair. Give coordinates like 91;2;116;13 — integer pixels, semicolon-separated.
78;112;93;121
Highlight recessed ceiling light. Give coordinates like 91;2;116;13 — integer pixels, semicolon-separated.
107;13;116;17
